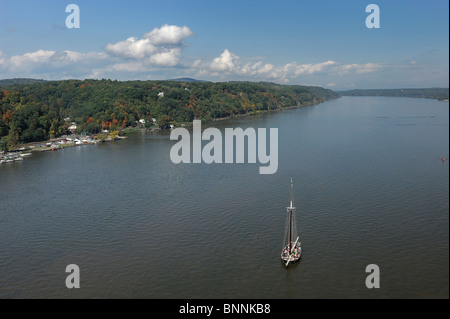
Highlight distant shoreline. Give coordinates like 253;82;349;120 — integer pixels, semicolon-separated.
6;92;448;154
340;88;449;101
8;99;327;152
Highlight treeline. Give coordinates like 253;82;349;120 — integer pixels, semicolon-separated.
0;79;339;150
340;88;449;101
0;78;47;87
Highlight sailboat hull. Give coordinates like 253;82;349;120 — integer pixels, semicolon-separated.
281;244;302;263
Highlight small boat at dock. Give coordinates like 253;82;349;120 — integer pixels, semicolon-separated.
19;153;32;157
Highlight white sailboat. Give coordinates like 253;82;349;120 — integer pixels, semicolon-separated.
281;178;302;267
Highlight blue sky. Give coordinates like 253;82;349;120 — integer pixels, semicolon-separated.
0;0;448;89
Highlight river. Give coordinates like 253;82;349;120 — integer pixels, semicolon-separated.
0;96;448;298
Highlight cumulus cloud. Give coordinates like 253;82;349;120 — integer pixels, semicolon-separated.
210;49;239;72
0;49;109;79
257;63;274;74
62;51;108;63
149;48;181;67
104;24;194;67
105;37;157;59
112;61;147;72
144;24;194;45
7;50;108;71
188;49;386;85
197;50;345;82
291;60;337;75
333;63;382;75
10;50;56;70
191;59;202;68
1;23;387;85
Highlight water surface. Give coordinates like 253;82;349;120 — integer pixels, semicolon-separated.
0;96;448;298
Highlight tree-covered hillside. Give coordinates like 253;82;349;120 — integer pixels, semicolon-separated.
0;78;47;87
0;79;339;150
340;88;449;101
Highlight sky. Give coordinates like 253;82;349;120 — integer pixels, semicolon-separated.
0;0;448;89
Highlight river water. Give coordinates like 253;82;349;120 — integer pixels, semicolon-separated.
0;96;448;298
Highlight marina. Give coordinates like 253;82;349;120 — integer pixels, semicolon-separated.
1;134;127;164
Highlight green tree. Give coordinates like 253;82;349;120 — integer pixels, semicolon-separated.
7;128;20;150
157;114;170;129
0;136;8;151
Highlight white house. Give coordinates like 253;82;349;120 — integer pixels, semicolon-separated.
68;123;77;132
158;92;164;98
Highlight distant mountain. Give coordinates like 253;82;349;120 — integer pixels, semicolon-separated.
166;77;208;82
0;78;47;87
340;88;449;101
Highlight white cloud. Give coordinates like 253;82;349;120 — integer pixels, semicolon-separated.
1;24;392;86
149;48;181;67
1;49;109;79
105;37;157;59
210;49;239;72
104;25;194;67
7;50;108;72
333;63;382;75
200;51;342;82
292;60;337;75
257;63;274;74
144;24;194;45
10;50;56;70
49;51;107;66
112;61;147;72
63;51;107;63
191;59;202;68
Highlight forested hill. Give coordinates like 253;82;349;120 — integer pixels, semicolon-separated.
0;78;47;87
0;79;339;149
340;88;449;101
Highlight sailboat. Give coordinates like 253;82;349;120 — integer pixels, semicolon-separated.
281;178;302;267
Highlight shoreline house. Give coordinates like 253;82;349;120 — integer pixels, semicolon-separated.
68;122;77;134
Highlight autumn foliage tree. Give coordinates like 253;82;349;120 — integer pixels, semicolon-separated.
0;79;339;147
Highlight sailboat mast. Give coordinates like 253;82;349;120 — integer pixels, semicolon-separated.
289;210;292;253
290;178;293;208
289;178;293;252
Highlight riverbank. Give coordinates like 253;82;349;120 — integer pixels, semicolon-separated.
3;98;331;158
1;133;127;165
210;99;326;123
340;88;449;101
